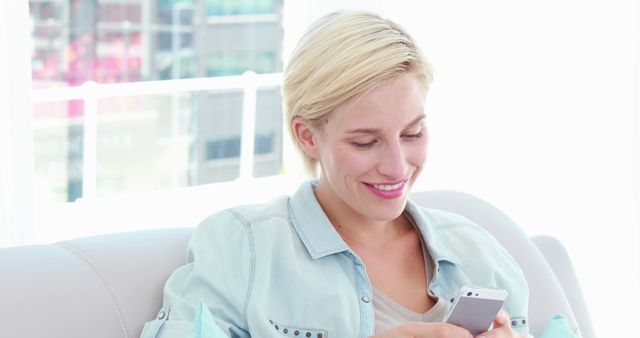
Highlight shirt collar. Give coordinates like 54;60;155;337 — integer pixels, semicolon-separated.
405;199;463;267
288;180;463;266
288;180;349;259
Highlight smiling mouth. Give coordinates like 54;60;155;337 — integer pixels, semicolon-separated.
364;180;408;199
371;182;404;191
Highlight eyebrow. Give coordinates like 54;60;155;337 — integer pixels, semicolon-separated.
345;114;426;134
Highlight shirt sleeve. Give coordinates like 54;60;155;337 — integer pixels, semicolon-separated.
477;224;531;337
140;210;254;338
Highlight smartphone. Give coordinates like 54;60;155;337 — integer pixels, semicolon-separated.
443;285;508;336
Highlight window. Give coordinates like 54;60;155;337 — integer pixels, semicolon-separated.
29;0;285;203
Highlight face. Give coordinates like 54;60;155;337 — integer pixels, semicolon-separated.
310;73;428;223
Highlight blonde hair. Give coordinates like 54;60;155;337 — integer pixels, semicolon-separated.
282;10;434;176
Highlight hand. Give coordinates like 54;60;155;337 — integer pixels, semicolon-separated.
475;310;526;338
371;322;473;338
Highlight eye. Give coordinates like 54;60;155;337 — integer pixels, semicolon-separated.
402;130;423;140
351;140;377;149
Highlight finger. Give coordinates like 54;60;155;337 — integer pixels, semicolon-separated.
452;324;474;338
478;311;520;338
493;310;510;327
478;323;525;338
401;322;473;338
434;322;473;338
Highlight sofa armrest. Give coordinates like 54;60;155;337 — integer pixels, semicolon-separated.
532;235;596;338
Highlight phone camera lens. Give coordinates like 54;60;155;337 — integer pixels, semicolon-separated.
467;292;473;296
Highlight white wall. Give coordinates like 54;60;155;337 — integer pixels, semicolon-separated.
402;3;638;338
407;1;639;337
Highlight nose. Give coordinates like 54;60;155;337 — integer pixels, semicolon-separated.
377;140;409;179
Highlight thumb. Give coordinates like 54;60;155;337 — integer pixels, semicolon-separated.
493;310;511;328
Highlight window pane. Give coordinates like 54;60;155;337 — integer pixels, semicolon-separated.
29;0;284;203
196;87;282;183
204;0;276;16
33;101;83;203
96;93;192;196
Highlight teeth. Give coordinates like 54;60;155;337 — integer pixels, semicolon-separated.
373;182;403;191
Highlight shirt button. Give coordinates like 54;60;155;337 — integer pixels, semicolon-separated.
157;310;166;320
361;296;371;303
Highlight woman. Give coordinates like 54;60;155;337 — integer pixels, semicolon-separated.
141;10;530;338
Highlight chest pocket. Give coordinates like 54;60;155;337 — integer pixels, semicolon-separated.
268;319;328;338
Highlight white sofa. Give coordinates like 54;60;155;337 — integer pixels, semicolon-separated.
0;190;595;338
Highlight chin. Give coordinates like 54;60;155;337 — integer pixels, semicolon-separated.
369;210;406;222
367;198;409;221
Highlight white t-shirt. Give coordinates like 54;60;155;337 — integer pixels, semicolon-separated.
373;225;451;334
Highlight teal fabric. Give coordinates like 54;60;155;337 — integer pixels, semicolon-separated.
188;301;228;338
540;314;579;338
140;180;530;338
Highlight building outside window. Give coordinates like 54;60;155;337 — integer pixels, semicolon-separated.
29;0;284;203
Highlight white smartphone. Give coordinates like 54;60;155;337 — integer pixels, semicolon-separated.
443;285;508;336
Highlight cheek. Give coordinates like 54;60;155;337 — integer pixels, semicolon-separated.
409;136;429;166
332;145;375;176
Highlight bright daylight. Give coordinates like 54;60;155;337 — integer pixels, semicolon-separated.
0;1;638;338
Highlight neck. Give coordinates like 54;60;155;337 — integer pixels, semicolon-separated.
314;178;411;247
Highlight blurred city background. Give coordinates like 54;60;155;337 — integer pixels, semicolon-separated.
30;0;285;203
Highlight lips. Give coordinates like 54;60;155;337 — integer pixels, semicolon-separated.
364;180;408;199
371;182;404;191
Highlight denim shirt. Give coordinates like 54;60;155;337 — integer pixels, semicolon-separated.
141;181;530;338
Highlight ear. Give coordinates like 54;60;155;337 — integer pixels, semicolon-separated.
291;116;321;160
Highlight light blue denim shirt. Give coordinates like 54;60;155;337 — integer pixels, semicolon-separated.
141;181;530;338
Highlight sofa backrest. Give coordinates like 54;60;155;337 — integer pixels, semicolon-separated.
0;190;594;338
0;228;193;338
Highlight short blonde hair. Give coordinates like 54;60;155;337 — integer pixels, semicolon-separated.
282;10;434;176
